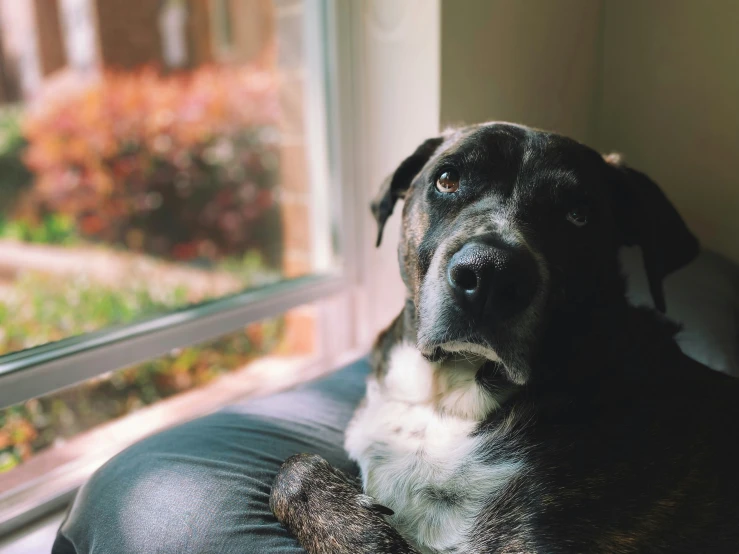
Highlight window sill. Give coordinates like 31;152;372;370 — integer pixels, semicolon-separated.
0;509;65;554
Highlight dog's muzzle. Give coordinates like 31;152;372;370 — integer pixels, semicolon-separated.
447;237;539;325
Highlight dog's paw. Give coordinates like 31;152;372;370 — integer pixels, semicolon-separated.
270;453;392;524
269;453;320;525
269;454;418;554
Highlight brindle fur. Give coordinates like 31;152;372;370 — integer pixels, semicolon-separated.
271;123;739;553
270;454;419;553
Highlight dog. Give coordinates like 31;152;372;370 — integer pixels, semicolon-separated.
270;122;739;553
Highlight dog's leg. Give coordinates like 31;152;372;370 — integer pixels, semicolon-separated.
270;454;420;554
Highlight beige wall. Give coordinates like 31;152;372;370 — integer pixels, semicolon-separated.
441;0;739;263
352;0;441;341
595;0;739;263
440;0;603;143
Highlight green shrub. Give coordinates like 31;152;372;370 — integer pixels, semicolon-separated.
0;106;32;215
0;213;78;245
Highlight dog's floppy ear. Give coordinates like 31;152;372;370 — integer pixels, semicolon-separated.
371;136;444;247
604;153;699;313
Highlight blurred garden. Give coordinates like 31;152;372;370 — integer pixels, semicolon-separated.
0;65;293;473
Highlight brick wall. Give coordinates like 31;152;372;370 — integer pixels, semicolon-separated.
32;0;66;76
186;0;214;67
227;0;275;66
94;0;162;69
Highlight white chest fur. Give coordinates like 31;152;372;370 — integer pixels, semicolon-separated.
344;344;520;554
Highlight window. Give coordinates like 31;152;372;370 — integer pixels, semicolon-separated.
0;0;441;541
0;0;360;535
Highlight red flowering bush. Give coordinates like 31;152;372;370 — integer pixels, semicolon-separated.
21;66;282;264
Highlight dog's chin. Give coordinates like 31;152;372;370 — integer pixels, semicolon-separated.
434;341;501;363
418;338;500;367
416;306;535;384
418;338;530;386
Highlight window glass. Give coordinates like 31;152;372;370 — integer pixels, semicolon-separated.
0;0;334;358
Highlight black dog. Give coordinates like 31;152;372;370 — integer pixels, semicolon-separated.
270;123;739;553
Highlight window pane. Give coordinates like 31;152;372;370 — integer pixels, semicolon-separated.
0;0;335;357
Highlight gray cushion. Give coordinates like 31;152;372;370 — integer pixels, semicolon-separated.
622;247;739;376
53;359;370;554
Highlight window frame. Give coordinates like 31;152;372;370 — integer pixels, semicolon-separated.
0;275;344;409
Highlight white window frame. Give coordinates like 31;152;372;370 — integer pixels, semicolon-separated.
0;0;440;539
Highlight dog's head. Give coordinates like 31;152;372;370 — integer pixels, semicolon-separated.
372;123;699;384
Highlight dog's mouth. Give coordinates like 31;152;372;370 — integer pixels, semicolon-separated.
418;334;530;385
421;340;512;390
420;340;501;364
419;337;501;366
434;340;501;361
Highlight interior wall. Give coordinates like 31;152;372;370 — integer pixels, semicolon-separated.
440;0;603;144
441;0;739;263
354;0;441;340
595;0;739;263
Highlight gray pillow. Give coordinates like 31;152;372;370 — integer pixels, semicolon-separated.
621;247;739;376
53;359;370;554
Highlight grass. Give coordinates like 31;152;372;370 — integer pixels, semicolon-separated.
0;106;32;217
0;214;79;246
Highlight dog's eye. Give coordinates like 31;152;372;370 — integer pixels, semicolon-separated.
566;207;589;227
436;170;460;193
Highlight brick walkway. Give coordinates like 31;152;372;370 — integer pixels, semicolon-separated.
0;239;246;302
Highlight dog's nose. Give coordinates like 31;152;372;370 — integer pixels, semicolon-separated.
447;241;538;322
